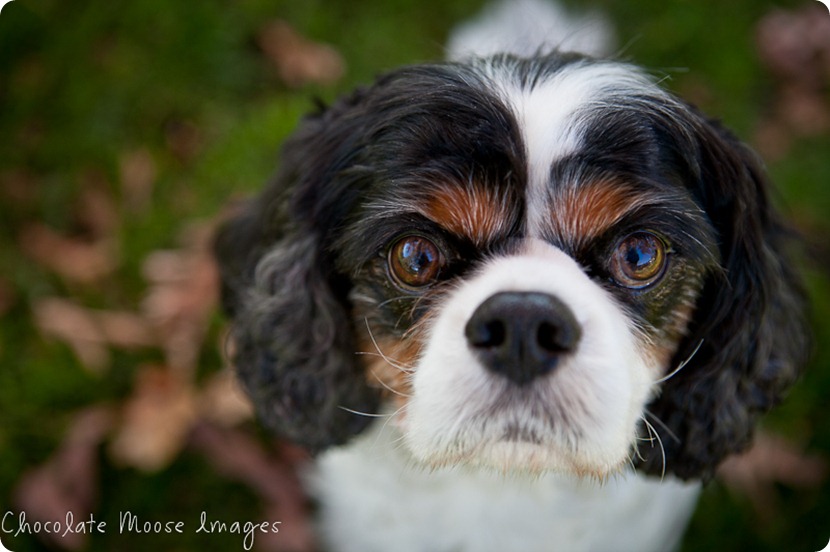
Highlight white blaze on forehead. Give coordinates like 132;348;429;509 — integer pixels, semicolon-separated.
478;60;667;236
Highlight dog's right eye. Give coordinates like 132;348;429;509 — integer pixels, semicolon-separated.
388;235;444;289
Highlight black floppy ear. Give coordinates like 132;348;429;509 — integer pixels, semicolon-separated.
637;116;811;480
213;95;380;451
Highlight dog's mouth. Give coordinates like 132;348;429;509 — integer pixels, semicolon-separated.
417;432;621;478
500;423;545;445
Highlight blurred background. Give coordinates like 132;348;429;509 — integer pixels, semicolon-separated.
0;0;828;550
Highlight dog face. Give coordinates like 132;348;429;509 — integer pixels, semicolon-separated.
215;53;809;480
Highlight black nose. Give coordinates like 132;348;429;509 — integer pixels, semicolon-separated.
464;291;581;386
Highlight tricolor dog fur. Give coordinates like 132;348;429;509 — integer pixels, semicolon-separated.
214;1;810;550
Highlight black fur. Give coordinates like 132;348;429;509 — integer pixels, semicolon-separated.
634;117;811;479
214;52;809;476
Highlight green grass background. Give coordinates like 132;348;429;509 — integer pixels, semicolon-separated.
1;0;829;550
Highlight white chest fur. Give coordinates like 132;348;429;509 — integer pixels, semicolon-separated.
309;422;701;552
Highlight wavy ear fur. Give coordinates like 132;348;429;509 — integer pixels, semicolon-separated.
213;91;381;451
636;114;811;480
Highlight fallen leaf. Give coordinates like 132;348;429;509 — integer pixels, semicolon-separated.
189;423;316;552
141;222;219;375
757;4;830;83
778;84;830;137
19;223;119;284
119;148;157;213
75;175;120;239
754;4;830;158
257;502;316;552
198;368;254;427
32;297;111;373
96;310;157;349
109;366;199;472
717;432;827;520
258;20;345;88
32;298;157;373
13;406;114;551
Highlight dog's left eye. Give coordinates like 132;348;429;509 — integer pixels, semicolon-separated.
388;235;444;289
609;231;669;289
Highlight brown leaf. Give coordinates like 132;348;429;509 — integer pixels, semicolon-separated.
96;310;157;349
13;406;114;551
109;366;198;472
754;4;830;157
119;148;157;213
20;223;119;284
189;423;316;552
257;502;316;552
75;175;120;239
757;5;830;83
198;368;254;427
258;20;345;88
141;223;219;374
32;298;157;373
778;84;830;136
717;432;828;520
32;297;111;373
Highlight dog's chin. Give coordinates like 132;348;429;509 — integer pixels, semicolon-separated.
402;434;630;479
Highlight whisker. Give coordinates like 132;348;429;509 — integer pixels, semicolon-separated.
389;430;413;455
369;369;412;398
644;410;680;444
640;415;667;481
362;318;415;374
337;405;396;419
654;339;703;384
378;295;416;309
355;351;414;374
369;404;408;451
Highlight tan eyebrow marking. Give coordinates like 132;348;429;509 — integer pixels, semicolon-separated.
548;180;654;247
419;183;515;246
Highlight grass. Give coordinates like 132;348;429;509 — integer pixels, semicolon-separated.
1;0;828;551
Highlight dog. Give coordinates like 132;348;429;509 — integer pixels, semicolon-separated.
214;2;810;550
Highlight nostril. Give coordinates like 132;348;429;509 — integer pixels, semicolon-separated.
466;319;507;348
537;319;580;353
482;320;506;348
536;322;561;352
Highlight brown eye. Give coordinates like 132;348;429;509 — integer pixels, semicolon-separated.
610;232;668;288
388;235;443;289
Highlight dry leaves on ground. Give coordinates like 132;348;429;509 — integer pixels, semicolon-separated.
108;366;200;472
18;201;316;550
141;222;220;375
754;3;830;159
18;178;122;286
20;224;119;286
257;20;345;87
191;423;316;552
33;297;156;373
13;407;114;551
119;148;157;214
717;432;828;521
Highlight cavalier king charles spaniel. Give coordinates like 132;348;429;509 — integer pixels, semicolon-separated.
214;1;810;550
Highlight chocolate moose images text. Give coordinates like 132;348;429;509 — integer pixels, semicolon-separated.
1;510;281;551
